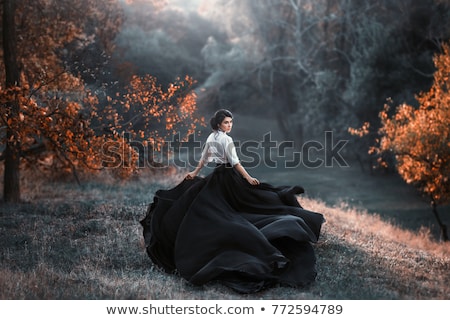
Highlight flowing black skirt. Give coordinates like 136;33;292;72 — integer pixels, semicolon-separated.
140;164;325;293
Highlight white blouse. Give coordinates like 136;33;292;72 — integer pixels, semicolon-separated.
200;130;240;166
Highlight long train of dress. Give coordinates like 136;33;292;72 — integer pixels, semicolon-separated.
140;164;325;293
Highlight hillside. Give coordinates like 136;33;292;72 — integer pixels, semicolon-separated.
0;173;448;299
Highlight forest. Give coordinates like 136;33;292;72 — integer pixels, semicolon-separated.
2;0;448;232
0;0;449;301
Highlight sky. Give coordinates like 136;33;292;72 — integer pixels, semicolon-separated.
166;0;204;12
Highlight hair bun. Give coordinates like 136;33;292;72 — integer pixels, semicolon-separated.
210;116;218;130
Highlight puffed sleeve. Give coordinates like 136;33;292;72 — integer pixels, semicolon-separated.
224;135;240;166
200;141;210;163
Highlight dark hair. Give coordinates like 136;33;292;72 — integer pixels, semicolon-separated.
209;109;233;130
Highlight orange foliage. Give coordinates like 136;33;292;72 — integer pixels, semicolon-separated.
373;43;450;205
100;74;203;146
348;121;370;138
0;0;204;182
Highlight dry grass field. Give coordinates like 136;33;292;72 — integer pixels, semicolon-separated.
0;168;449;300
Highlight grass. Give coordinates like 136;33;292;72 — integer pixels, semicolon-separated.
0;169;449;300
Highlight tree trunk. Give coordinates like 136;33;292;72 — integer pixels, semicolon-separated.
431;198;448;242
2;0;21;203
273;73;304;147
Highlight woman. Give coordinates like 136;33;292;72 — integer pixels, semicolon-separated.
140;109;325;293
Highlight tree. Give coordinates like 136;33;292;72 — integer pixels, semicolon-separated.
207;0;388;142
0;0;121;202
342;0;450;170
1;0;21;202
371;43;450;241
199;0;449;147
0;0;203;202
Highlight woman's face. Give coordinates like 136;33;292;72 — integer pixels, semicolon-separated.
219;116;233;133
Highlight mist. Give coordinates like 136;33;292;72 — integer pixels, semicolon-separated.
111;0;449;151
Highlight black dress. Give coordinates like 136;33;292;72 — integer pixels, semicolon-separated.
140;164;325;293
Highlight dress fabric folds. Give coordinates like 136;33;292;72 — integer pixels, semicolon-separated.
140;164;325;293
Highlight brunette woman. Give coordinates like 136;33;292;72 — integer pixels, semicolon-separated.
140;109;325;293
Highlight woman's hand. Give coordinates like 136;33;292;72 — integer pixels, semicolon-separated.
234;163;260;185
246;176;260;185
186;160;203;180
185;171;197;180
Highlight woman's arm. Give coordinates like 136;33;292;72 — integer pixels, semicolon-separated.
186;159;204;180
234;163;260;185
223;135;259;185
186;137;210;180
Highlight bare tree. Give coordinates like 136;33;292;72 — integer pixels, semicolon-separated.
196;0;449;147
242;0;357;143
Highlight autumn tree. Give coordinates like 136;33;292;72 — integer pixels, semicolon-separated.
0;0;203;202
370;43;450;241
98;74;201;177
1;0;21;202
345;1;449;166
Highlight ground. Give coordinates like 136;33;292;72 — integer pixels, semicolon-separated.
0;114;449;299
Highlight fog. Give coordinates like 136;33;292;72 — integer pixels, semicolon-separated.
112;0;449;149
114;1;256;118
